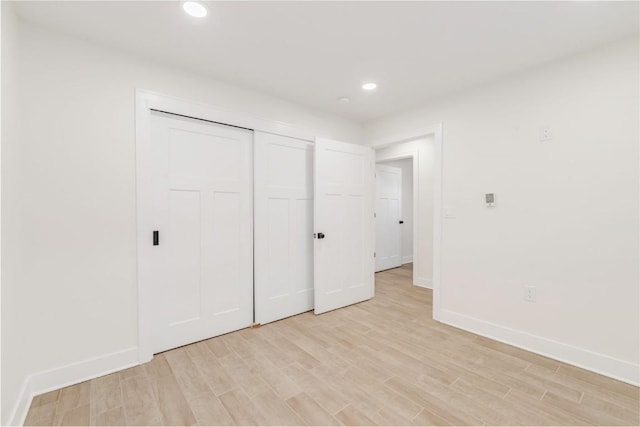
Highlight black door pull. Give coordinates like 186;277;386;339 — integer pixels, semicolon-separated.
153;230;159;246
399;220;404;224
317;232;325;239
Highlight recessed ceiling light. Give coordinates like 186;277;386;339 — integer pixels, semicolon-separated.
337;97;350;104
362;82;377;91
183;1;208;18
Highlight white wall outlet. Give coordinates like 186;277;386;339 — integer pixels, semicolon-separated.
524;286;537;302
539;127;552;141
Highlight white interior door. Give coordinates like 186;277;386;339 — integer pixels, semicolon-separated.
314;138;375;314
254;132;314;324
375;164;403;272
150;111;253;354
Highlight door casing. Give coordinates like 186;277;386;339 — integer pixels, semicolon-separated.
370;125;444;321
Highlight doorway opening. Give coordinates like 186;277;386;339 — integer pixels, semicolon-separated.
372;127;443;320
375;158;413;273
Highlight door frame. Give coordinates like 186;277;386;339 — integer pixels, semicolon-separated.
135;89;315;363
371;123;443;321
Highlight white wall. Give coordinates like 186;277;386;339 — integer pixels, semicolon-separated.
379;158;414;264
1;17;363;424
366;36;639;383
376;138;434;288
1;1;20;424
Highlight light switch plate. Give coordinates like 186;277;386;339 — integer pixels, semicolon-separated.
444;206;457;219
539;126;552;141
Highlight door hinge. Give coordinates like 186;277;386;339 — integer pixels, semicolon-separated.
374;212;376;218
374;252;376;258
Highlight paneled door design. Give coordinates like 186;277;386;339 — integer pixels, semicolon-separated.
150;111;253;354
375;164;402;272
314;138;375;314
254;132;314;324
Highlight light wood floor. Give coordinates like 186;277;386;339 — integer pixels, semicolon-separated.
25;264;639;426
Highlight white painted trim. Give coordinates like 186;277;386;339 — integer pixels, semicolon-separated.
432;124;443;321
370;122;442;149
135;89;318;362
372;122;443;320
8;347;138;426
439;309;640;386
401;255;413;264
414;277;433;289
7;381;30;427
136;89;316;141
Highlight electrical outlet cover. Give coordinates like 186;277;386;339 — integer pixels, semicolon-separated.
524;286;537;302
539;127;552;141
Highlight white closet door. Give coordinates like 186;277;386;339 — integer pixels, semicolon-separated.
150;111;253;354
314;137;375;314
375;164;403;272
254;132;314;324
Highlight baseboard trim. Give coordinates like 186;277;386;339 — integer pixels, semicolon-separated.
401;256;413;264
7;347;139;426
438;309;639;386
8;312;637;425
414;277;433;289
7;380;32;427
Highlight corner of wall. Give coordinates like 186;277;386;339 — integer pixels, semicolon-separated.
438;309;640;386
6;347;139;426
414;277;433;289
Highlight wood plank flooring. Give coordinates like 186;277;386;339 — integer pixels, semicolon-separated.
25;264;639;426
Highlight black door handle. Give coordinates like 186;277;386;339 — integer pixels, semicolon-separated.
399;221;404;224
153;230;159;246
317;232;325;239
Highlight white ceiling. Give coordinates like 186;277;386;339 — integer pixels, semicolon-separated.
12;1;640;123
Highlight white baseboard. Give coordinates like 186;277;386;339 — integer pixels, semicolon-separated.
438;309;640;386
7;380;33;427
402;256;413;264
414;277;432;289
8;311;637;426
7;347;139;426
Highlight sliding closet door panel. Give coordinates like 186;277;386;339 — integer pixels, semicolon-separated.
150;111;253;354
255;132;314;325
